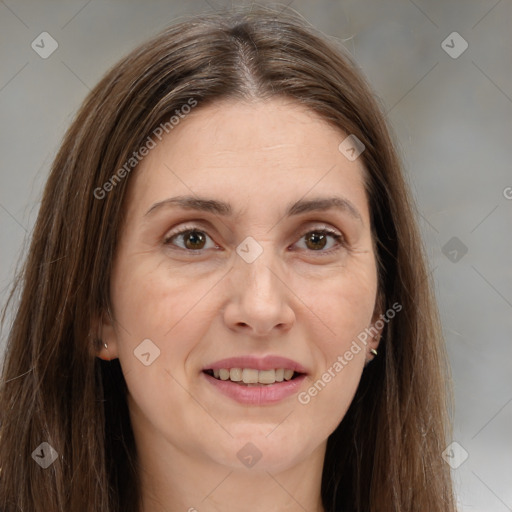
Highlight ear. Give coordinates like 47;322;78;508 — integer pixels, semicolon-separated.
366;293;385;362
89;308;119;361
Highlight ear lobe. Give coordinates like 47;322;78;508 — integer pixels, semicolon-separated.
367;295;385;359
369;313;383;350
90;309;119;361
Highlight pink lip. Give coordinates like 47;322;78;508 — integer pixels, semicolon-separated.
201;355;308;405
202;371;307;405
203;355;308;373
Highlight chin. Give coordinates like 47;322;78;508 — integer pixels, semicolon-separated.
208;431;314;474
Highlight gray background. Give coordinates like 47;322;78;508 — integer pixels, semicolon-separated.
1;1;511;510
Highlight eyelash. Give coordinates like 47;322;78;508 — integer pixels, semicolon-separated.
163;224;346;256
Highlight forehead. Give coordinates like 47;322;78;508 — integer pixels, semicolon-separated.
125;98;370;224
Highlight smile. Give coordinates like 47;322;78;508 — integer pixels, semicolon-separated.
201;355;308;405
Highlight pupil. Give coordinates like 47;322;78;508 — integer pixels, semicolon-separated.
306;232;326;250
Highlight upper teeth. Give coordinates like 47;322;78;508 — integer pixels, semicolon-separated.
212;368;295;384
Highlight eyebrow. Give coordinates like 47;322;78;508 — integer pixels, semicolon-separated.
144;195;363;223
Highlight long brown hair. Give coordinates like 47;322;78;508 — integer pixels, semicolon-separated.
0;6;455;511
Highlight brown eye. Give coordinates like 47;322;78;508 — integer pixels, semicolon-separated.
165;228;215;251
294;228;345;254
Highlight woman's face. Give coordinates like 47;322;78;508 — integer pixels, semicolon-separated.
100;98;381;475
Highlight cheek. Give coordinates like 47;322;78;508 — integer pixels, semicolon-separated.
298;255;378;343
110;256;201;338
109;261;209;425
109;256;218;392
293;258;377;429
325;271;377;374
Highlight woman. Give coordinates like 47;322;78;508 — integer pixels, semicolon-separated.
0;5;456;511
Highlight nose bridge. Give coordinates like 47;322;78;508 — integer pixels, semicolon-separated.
235;237;280;299
223;236;295;334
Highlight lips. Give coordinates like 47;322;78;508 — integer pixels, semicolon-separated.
202;355;308;404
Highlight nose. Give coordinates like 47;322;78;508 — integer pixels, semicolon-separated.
222;248;295;337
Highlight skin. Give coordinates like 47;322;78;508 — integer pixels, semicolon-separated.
97;97;382;512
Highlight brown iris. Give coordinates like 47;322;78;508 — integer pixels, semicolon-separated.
183;230;207;250
304;231;328;251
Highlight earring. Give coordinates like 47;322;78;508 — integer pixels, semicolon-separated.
104;343;108;349
370;348;378;356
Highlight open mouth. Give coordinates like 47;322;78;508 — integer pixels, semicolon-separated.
203;368;305;386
